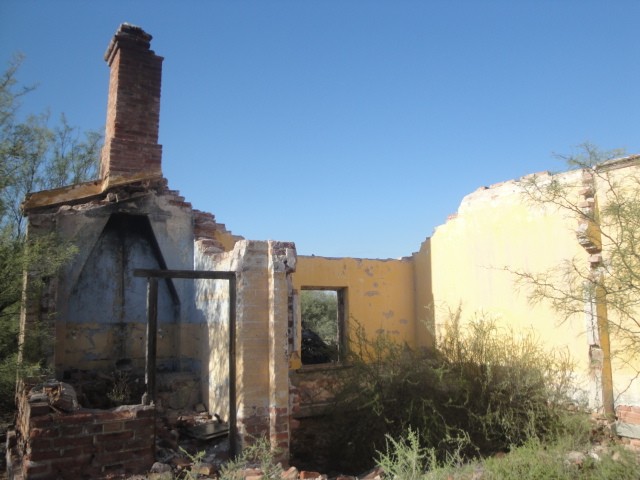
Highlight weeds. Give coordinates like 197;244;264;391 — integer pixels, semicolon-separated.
179;447;206;480
377;428;436;480
314;311;583;473
219;436;283;480
380;413;640;479
106;370;132;406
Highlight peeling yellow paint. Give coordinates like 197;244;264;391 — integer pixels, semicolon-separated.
293;256;416;353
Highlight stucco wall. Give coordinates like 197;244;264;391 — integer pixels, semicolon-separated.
593;161;640;409
193;242;239;421
33;191;197;377
424;171;596;402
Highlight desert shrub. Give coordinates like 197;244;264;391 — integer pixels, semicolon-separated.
219;436;283;480
320;312;578;473
377;428;434;480
379;410;640;479
442;436;640;480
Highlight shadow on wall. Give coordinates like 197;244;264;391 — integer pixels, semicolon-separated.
63;214;180;377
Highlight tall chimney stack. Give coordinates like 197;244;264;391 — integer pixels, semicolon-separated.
100;24;163;182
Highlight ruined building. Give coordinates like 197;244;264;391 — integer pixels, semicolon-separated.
8;23;640;478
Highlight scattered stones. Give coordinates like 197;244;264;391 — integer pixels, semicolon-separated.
150;462;172;473
299;471;325;480
281;466;300;479
359;467;384;479
192;462;216;476
564;450;586;467
148;473;172;480
242;467;264;480
171;456;192;468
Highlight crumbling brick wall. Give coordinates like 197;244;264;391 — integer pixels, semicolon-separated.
7;381;155;479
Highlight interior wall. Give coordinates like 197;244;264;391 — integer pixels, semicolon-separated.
62;214;177;374
193;243;236;420
292;256;417;358
31;192;198;378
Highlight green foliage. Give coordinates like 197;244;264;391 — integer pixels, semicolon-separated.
179;447;206;480
219;436;283;480
318;311;578;474
300;290;340;363
106;370;132;407
377;428;437;480
0;55;101;416
300;290;338;343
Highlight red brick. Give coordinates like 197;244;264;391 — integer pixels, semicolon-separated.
92;410;133;423
83;424;103;434
22;461;51;477
30;427;60;439
55;412;94;424
30;415;54;428
274;422;289;434
273;432;289;442
103;437;152;453
97;430;134;442
52;434;94;448
60;425;83;436
94;447;152;466
28;448;62;461
28;437;52;450
124;418;153;429
132;425;155;439
102;421;124;432
94;449;131;464
300;471;323;479
50;452;92;466
618;411;640;424
29;403;52;417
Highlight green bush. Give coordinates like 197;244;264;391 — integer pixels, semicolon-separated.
320;311;579;473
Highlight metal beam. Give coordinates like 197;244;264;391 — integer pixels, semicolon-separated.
134;268;238;457
145;277;158;405
134;269;235;280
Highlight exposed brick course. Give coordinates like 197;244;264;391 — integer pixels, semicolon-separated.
617;405;640;425
11;381;156;479
100;23;164;181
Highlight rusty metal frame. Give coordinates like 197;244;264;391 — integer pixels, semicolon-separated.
133;268;237;456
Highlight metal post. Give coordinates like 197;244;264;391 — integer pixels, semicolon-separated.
229;276;237;458
145;277;158;405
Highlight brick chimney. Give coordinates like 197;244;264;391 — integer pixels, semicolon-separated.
100;24;163;182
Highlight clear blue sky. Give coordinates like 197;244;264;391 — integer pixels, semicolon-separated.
1;1;639;258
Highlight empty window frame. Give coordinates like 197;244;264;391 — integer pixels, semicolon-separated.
300;288;346;365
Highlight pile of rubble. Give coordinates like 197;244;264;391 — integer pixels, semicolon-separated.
142;405;384;480
143;461;384;480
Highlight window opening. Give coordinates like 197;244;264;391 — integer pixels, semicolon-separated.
300;289;345;365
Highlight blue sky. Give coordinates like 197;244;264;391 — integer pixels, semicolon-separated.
1;1;639;258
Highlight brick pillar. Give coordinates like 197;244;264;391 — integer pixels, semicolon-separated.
100;23;163;182
268;241;297;462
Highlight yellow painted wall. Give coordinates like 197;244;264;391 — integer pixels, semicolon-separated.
289;159;640;415
292;256;417;356
593;160;640;407
425;172;592;381
214;228;242;252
